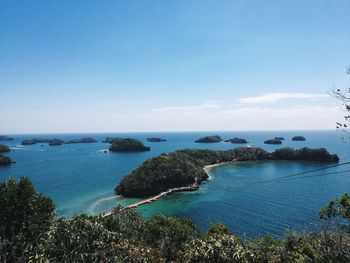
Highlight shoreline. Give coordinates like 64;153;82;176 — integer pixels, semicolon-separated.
203;159;238;179
102;160;238;217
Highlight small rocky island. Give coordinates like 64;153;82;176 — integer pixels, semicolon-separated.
292;136;306;141
224;137;248;144
109;138;151;152
195;135;222;143
264;139;282;145
0;144;11;153
0;135;14;141
147;137;166;142
115;147;339;197
274;137;285;140
0;154;12;165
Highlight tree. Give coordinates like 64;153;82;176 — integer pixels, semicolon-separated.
0;177;55;262
331;66;350;134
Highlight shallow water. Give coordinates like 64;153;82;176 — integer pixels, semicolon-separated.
0;130;349;237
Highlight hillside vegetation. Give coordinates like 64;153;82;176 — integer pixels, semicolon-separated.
1;177;350;262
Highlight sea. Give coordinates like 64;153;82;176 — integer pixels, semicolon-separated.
1;130;349;238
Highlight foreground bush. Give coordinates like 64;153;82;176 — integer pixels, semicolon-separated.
1;177;350;262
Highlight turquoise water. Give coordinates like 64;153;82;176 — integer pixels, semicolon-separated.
1;131;349;237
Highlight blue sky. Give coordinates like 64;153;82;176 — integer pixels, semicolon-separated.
1;0;349;133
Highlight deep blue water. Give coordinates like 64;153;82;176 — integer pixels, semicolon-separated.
0;131;349;237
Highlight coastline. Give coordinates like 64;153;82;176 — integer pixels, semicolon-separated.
203;159;238;179
102;160;238;217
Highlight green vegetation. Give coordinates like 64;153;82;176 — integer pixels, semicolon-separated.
0;144;10;153
109;138;151;152
116;147;338;198
1;177;350;262
195;135;222;143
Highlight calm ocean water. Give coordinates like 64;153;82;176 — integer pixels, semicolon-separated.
1;131;349;237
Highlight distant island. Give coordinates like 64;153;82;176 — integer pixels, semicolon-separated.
116;147;339;198
0;135;14;141
292;136;306;141
0;154;12;165
0;144;11;153
147;137;166;142
102;137;121;143
66;137;97;144
264;139;282;145
109;138;151;152
21;137;97;146
274;137;285;140
224;137;248;144
195;135;222;143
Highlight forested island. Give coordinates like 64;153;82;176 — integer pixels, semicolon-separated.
116;147;339;198
224;137;248;144
0;154;12;165
0;144;10;153
264;139;282;144
109;138;151;152
21;137;97;146
292;136;306;141
0;135;14;141
195;135;222;143
147;137;166;142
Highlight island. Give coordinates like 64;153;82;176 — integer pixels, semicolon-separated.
109;138;151;152
292;136;306;141
264;139;282;145
0;154;12;165
65;137;97;144
22;139;50;145
102;137;121;143
0;135;14;141
0;144;11;153
21;137;97;146
147;137;166;142
274;137;285;140
48;139;65;146
195;135;222;143
224;137;248;144
115;147;339;197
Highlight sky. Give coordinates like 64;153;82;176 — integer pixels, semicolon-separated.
1;0;349;134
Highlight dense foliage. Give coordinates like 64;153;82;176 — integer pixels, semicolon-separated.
1;177;349;262
116;147;338;198
109;138;151;152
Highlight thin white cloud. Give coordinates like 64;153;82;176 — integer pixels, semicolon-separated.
152;101;220;113
238;92;328;104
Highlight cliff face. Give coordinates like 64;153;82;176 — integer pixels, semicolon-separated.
115;147;339;198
